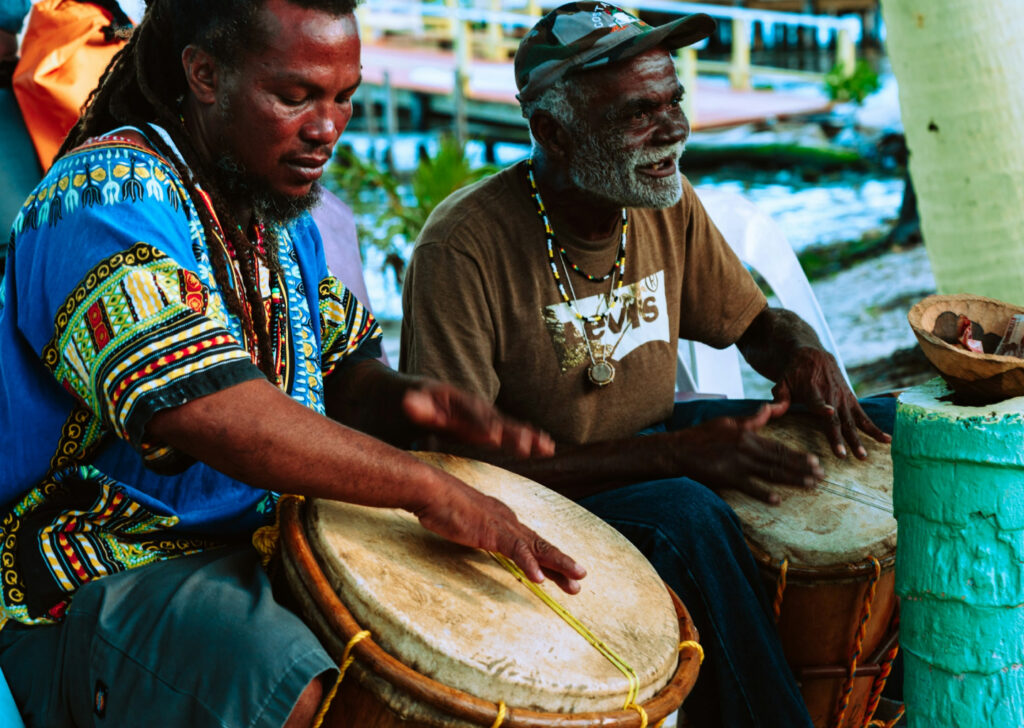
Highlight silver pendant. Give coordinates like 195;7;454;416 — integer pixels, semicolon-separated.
587;360;615;386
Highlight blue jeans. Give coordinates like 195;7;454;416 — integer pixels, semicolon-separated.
579;397;896;728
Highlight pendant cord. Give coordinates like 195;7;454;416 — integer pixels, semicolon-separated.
527;159;627;325
559;250;608;370
527;158;623;387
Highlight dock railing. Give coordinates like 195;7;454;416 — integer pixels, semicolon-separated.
358;0;863;122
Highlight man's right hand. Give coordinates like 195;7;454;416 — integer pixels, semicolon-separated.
671;401;824;504
413;474;586;595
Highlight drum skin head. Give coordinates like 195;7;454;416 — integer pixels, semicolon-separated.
303;453;680;715
720;415;897;569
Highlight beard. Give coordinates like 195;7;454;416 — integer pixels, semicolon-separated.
212;154;322;226
567;127;685;209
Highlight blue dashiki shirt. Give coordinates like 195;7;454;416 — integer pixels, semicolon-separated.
0;127;382;625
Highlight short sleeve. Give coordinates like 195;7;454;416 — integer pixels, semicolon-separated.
318;275;382;377
11;142;262;463
677;181;767;348
399;242;500;401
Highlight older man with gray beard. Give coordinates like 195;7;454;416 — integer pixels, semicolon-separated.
401;3;893;726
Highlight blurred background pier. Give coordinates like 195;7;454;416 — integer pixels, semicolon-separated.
352;0;882;149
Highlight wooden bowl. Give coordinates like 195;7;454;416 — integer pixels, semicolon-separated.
908;294;1024;403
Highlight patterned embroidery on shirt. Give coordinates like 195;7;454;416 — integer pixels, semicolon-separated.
319;276;382;378
40;242;250;447
48;405;108;474
0;466;216;625
13;141;189;236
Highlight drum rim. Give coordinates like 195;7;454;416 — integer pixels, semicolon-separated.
746;540;896;580
280;496;701;727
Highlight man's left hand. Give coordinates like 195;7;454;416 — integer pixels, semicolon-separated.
771;347;891;459
403;382;555;458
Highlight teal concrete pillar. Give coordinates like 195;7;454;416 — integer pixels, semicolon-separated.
893;379;1024;726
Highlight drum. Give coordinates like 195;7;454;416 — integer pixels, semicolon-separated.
719;415;899;728
277;452;702;728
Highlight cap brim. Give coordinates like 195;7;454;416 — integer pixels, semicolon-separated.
517;13;716;103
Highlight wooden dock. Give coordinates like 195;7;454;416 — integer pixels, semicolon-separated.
357;42;833;142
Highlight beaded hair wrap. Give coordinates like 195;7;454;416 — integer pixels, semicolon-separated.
526;158;627;325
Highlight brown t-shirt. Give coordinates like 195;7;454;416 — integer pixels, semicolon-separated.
400;161;766;445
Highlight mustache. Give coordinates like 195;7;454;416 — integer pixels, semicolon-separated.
633;142;686;166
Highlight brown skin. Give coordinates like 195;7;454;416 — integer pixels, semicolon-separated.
443;47;888;502
737;307;891;459
144;4;585;724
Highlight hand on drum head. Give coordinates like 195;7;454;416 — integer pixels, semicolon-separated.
771;347;891;460
403;382;555;458
675;401;825;504
413;475;587;594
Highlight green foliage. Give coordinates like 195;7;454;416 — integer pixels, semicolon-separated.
824;60;881;105
325;136;496;283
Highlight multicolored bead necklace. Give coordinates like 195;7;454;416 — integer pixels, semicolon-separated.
526;158;626;386
526;158;628;325
250;222;287;385
195;187;286;385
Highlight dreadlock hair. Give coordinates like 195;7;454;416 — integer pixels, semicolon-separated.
59;0;359;381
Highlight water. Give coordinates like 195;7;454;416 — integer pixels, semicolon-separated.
692;169;905;252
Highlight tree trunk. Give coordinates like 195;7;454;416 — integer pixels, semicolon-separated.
880;0;1024;305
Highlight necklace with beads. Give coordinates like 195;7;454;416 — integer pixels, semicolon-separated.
248;221;287;386
526;159;627;387
195;187;287;385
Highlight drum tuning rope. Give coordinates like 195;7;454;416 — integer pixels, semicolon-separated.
830;556;881;728
867;704;905;728
489;700;507;728
863;609;901;727
311;629;371;728
252;494;300;567
772;558;789;623
489;552;650;723
678;640;704;664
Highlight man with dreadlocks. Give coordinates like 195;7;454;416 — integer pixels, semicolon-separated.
0;1;586;726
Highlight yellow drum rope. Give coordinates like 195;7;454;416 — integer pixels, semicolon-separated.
490;551;687;726
679;639;704;665
311;630;371;728
489;700;508;728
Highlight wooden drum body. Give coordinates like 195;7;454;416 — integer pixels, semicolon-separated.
721;416;899;728
279;453;702;727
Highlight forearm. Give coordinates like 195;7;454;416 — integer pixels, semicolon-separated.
438;433;685;501
148;378;445;510
324;358;424;447
736;307;824;383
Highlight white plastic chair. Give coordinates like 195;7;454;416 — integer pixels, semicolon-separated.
676;187;849;398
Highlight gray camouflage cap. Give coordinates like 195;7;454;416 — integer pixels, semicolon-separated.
514;2;716;103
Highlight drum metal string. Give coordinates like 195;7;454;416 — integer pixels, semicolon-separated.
488;552;647;722
817;479;893;514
